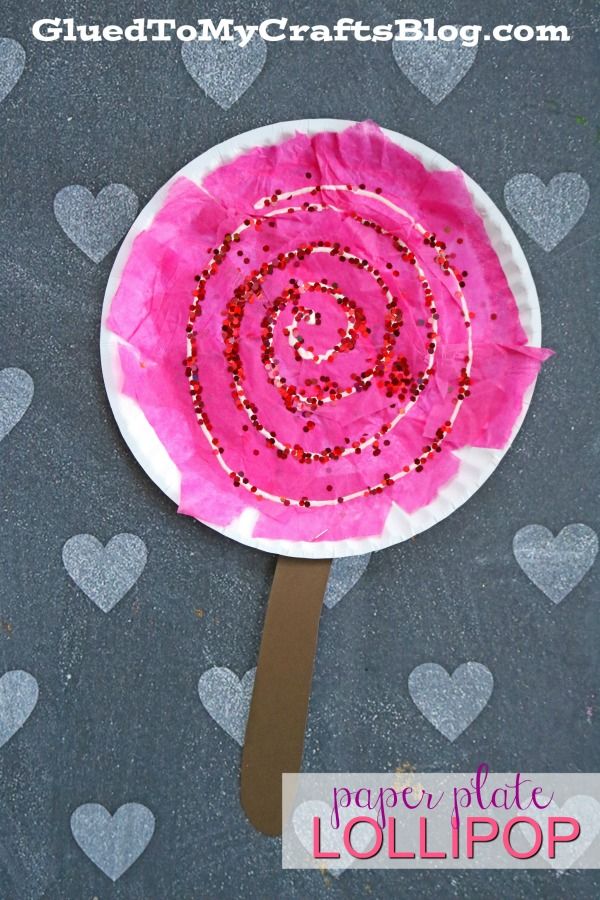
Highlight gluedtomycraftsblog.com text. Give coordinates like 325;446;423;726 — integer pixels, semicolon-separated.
31;18;571;48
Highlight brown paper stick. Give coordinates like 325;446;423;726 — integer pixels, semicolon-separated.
241;555;332;836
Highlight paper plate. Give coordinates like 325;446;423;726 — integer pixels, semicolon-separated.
100;119;542;559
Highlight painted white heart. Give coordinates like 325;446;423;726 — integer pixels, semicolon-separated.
504;174;589;252
62;533;148;613
198;667;256;746
54;184;139;263
513;524;598;604
0;38;25;103
516;795;600;869
408;662;493;741
70;803;155;882
392;33;477;104
0;671;38;748
0;368;34;443
292;800;375;877
181;38;267;109
324;554;371;609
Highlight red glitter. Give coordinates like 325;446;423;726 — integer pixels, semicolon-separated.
183;184;473;506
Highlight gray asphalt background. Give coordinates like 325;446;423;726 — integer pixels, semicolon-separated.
0;1;598;897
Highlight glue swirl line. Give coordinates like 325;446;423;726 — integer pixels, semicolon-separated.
185;185;473;507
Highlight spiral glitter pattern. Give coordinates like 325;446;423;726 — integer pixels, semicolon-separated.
184;183;474;508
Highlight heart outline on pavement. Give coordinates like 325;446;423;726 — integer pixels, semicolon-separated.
409;662;494;741
198;667;256;746
392;32;478;104
181;38;267;109
0;38;25;103
0;368;34;443
70;803;155;881
54;184;139;262
0;671;39;748
324;554;371;609
62;533;148;613
513;524;598;604
504;173;589;251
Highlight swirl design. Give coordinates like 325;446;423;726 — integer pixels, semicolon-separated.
184;183;473;507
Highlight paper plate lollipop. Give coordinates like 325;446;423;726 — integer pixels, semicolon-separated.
101;119;550;835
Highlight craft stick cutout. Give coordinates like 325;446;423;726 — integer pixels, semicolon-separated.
241;556;332;835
